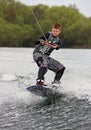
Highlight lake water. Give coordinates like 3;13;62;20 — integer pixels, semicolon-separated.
0;48;91;130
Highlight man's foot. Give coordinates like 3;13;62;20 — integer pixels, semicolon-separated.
36;79;44;86
52;80;61;88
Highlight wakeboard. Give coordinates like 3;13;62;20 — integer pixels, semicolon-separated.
27;85;60;97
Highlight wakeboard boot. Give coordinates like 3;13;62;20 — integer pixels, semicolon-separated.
52;80;61;89
36;79;44;86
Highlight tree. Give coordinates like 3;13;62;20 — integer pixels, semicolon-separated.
0;1;91;48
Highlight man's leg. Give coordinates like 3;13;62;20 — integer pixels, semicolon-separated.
47;57;65;86
54;67;65;82
33;53;47;85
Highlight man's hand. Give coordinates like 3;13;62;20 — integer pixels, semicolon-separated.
40;39;58;49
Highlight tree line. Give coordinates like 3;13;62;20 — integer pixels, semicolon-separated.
0;0;91;48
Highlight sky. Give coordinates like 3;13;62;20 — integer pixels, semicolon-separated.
16;0;91;17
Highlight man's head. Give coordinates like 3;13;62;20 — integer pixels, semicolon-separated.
52;23;61;37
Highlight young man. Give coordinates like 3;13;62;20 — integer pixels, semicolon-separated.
33;23;65;87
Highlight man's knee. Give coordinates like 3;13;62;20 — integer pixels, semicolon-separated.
62;66;65;71
37;57;44;67
57;66;65;74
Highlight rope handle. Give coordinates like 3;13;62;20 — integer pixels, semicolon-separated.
40;41;58;49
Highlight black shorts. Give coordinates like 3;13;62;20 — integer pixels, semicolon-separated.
33;52;64;73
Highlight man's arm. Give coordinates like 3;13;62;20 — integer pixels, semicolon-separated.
56;40;62;50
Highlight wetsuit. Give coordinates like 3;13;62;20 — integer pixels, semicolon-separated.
33;32;65;82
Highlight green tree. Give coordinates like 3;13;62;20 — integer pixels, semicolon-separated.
0;0;91;48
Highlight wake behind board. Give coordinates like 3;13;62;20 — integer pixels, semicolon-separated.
27;85;60;97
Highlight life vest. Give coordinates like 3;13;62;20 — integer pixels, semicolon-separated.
47;32;60;45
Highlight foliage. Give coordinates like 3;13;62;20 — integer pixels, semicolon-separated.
0;0;91;48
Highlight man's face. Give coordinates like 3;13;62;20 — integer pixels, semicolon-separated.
52;28;61;36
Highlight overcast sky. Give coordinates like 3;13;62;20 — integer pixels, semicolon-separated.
16;0;91;17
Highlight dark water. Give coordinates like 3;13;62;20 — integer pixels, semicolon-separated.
0;94;91;130
0;48;91;130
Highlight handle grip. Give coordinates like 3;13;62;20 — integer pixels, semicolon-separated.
40;41;57;49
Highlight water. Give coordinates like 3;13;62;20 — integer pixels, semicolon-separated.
0;48;91;130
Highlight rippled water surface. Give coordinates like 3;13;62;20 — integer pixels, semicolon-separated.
0;48;91;130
